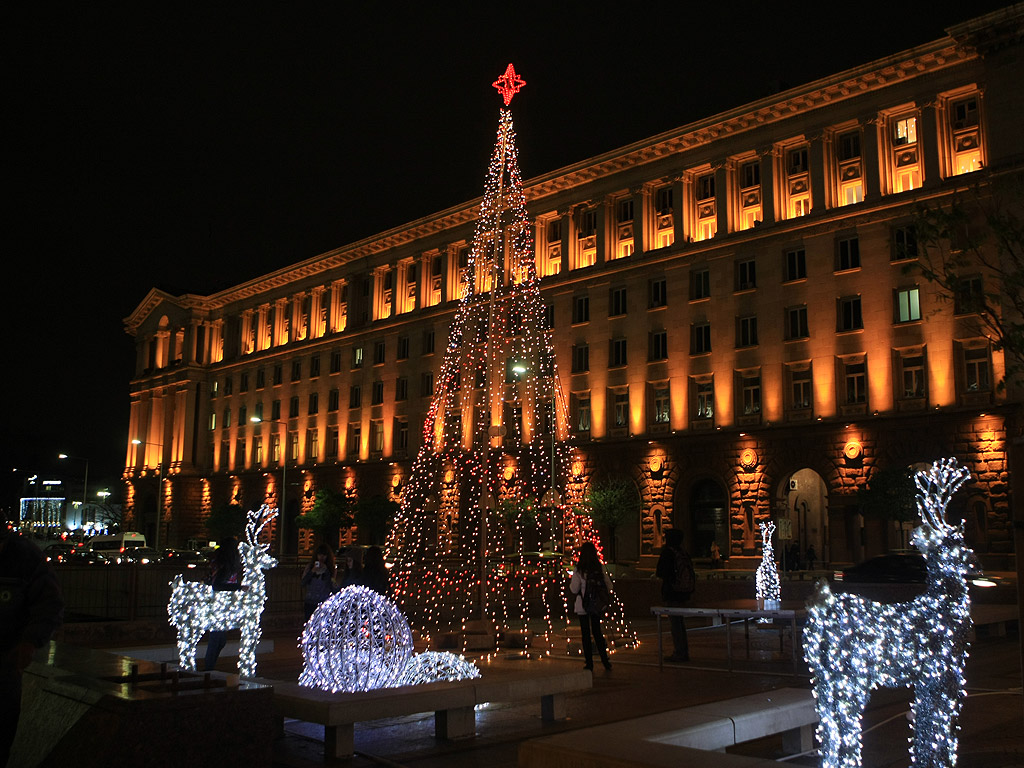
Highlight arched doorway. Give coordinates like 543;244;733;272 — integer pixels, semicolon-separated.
689;479;729;561
778;469;829;567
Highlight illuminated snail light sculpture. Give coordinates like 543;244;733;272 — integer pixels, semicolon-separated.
804;458;973;768
299;586;414;692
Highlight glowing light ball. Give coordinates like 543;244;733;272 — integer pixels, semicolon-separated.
804;458;973;768
399;651;481;685
299;586;414;692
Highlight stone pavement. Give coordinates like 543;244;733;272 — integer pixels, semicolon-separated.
255;619;1024;768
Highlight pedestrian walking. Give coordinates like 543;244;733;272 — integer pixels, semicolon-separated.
656;528;695;662
569;541;613;671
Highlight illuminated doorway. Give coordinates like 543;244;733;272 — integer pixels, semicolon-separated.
779;469;829;567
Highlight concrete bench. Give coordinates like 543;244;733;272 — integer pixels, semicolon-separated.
519;687;815;768
271;663;592;759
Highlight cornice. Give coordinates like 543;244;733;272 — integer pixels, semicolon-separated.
145;28;993;315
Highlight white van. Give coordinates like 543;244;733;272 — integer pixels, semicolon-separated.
89;532;147;556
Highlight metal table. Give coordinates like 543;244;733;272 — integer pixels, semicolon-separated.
651;600;807;672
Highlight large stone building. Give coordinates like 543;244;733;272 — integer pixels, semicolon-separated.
124;7;1023;568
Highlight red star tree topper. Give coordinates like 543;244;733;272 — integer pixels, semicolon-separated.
492;63;525;105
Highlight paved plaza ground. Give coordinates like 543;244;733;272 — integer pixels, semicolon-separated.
238;617;1024;768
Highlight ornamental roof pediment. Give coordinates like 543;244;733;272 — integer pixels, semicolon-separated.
123;288;216;335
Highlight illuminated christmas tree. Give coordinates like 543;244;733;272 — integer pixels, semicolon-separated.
387;65;635;653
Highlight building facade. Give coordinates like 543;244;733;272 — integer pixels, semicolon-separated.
124;8;1023;567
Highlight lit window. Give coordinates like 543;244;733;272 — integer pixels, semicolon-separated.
890;114;922;193
737;160;761;230
786;146;811;218
895;288;921;323
371;421;384;453
835;130;863;206
615;199;634;260
694;173;716;240
949;96;983;175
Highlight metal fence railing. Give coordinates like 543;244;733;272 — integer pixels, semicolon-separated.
54;564;306;622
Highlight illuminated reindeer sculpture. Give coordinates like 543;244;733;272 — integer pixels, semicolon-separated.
755;520;780;611
168;505;278;677
804;458;973;768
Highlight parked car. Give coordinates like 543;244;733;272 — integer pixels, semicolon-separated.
65;549;110;565
43;543;78;563
115;546;164;565
837;553;927;584
163;548;207;568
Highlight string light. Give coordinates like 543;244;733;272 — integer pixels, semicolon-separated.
385;69;636;655
804;458;973;768
399;651;481;685
168;505;278;677
755;521;780;611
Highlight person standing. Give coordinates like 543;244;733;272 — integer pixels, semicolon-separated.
569;541;613;671
204;537;242;671
1;526;64;766
301;544;337;620
656;528;694;663
710;540;722;570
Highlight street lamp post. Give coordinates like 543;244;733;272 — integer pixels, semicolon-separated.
251;416;287;557
131;440;163;552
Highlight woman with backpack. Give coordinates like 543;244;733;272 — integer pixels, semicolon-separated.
656;528;695;662
569;541;613;671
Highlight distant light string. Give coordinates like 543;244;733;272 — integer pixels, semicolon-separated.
804;458;973;768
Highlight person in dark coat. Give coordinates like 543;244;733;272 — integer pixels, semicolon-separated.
1;526;64;765
655;528;694;662
301;544;337;620
204;537;242;671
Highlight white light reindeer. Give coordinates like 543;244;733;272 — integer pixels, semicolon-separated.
804;458;973;768
168;505;278;677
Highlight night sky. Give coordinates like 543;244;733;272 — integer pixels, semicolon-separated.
6;2;1011;511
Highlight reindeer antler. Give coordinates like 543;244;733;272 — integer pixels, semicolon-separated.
245;504;280;546
914;458;971;534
